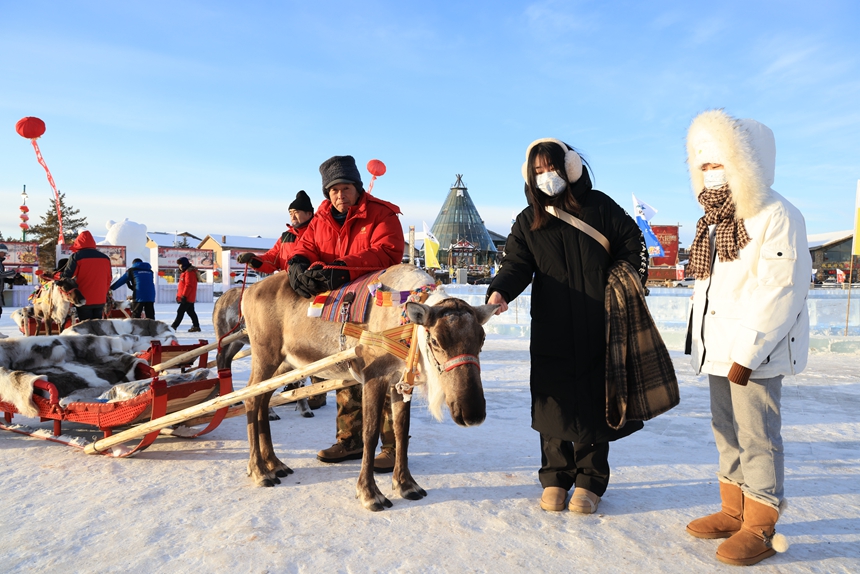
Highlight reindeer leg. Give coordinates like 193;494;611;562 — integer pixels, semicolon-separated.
245;394;276;487
391;385;426;500
356;375;391;511
258;389;293;479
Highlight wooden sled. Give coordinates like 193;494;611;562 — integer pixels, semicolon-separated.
138;339;210;373
0;342;233;458
18;315;74;336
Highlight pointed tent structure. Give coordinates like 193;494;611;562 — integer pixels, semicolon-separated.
428;175;497;269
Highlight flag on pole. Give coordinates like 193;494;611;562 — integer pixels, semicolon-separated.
423;222;440;269
853;180;860;256
632;194;665;257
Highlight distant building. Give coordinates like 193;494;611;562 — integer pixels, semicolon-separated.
428;175;498;269
808;230;854;280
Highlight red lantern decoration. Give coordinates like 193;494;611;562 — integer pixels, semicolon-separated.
15;117;46;139
16;116;65;244
20;205;29;213
20;223;29;229
367;159;386;177
366;159;386;194
230;272;236;277
158;270;166;277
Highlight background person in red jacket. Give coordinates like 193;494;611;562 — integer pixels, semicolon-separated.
236;190;315;273
62;230;111;321
171;257;201;332
287;154;405;470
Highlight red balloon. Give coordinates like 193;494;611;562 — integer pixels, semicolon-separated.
367;159;386;177
16;116;46;139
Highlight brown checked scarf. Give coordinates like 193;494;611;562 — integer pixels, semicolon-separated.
688;187;751;279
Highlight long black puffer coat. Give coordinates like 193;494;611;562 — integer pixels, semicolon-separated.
487;169;648;444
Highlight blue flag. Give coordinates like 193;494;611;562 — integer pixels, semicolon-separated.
632;194;664;258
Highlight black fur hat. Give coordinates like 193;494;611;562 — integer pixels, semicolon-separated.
320;155;363;199
289;190;314;213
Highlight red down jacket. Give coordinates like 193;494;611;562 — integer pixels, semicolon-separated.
255;223;310;274
290;193;404;280
63;231;112;306
177;267;198;303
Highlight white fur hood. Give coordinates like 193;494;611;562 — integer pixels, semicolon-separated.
686;109;776;220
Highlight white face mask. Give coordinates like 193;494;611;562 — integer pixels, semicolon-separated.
703;169;728;190
536;171;567;196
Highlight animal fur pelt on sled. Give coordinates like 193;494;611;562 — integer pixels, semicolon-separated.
61;319;178;353
0;335;146;417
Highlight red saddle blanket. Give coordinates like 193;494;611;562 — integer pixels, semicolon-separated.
307;270;385;323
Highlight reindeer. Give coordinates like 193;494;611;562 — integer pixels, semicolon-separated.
213;286;313;419
241;264;497;511
31;276;86;335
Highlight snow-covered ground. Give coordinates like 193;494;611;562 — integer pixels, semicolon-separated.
1;303;858;573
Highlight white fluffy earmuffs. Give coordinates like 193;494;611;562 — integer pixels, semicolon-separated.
521;138;583;184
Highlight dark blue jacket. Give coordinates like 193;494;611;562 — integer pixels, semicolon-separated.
111;260;156;303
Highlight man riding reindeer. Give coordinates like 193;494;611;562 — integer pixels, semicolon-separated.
287;155;405;472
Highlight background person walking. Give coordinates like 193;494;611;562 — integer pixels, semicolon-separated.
172;256;200;332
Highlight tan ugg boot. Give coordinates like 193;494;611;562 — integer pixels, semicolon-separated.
716;497;789;566
540;487;568;512
686;482;743;539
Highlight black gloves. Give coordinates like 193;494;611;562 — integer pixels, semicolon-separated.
180;296;188;304
306;261;350;292
237;252;263;269
288;256;315;298
288;257;350;298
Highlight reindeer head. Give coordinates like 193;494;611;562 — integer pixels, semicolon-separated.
405;298;498;427
54;277;86;306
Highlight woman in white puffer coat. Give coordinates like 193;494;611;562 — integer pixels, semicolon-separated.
683;110;810;566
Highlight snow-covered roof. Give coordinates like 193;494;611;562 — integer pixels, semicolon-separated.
200;234;277;250
808;230;852;250
147;232;181;247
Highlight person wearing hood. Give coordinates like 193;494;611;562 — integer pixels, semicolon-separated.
171;257;201;332
111;258;156;319
62;230;112;321
683;110;809;566
287;155;404;471
236;190;315;274
486;139;648;515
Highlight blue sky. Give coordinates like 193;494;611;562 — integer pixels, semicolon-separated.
2;1;858;248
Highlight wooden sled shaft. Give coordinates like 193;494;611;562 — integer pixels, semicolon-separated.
151;329;247;372
206;348;251;369
84;347;358;455
179;378;360;427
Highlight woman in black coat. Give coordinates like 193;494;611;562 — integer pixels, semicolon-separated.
487;138;648;514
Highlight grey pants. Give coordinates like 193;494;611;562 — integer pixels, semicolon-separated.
709;374;784;510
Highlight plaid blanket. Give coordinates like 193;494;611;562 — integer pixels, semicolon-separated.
308;270;386;322
605;261;680;430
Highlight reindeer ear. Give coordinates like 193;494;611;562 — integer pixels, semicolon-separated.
473;304;499;325
405;302;435;326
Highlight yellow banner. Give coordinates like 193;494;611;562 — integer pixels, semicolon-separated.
424;240;440;269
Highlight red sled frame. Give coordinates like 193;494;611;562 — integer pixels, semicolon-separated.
0;347;234;457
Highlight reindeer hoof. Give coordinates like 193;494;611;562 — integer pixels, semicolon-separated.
403;488;427;500
302;411;314;418
268;411;281;421
368;499;394;512
260;479;276;487
275;467;293;478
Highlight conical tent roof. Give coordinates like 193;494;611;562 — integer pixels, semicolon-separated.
430;175;497;253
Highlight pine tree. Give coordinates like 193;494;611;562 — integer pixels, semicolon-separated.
28;191;88;270
177;236;191;248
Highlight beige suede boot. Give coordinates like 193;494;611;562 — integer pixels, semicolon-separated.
716;497;789;566
540;487;568;512
686;482;743;539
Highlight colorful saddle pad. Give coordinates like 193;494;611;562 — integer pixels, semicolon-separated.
307;270;386;322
